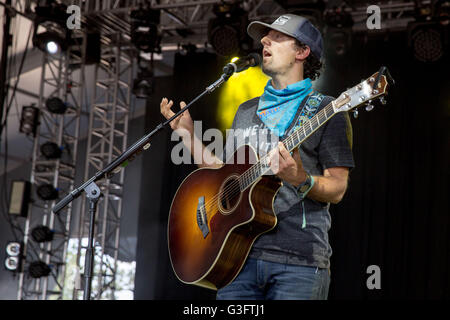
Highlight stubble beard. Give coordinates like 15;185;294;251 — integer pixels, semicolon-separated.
261;61;276;78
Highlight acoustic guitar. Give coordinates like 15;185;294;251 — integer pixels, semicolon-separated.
168;70;391;290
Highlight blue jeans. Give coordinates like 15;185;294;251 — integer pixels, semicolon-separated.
216;258;330;300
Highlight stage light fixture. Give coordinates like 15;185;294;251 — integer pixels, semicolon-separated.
32;4;71;55
5;256;20;271
28;261;51;278
328;30;351;56
323;4;354;56
6;242;21;257
36;184;59;201
324;5;354;29
407;20;447;62
45;97;67;114
70;32;101;67
9;180;31;217
46;41;59;54
33;26;67;55
216;63;269;132
435;0;450;25
130;7;162;53
208;3;252;57
40;141;62;159
31;225;55;243
5;241;22;272
19;105;39;137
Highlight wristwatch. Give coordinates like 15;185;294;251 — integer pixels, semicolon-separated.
296;172;315;200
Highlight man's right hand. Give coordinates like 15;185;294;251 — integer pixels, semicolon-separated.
160;98;194;139
160;98;223;169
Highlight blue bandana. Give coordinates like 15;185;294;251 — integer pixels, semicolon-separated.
257;78;313;137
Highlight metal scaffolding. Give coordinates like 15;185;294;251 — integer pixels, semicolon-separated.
64;0;428;46
17;33;86;300
72;33;134;300
65;0;283;45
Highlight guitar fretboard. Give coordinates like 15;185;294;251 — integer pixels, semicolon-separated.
238;102;337;191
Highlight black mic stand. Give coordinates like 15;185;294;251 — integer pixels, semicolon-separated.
52;70;234;300
83;182;100;300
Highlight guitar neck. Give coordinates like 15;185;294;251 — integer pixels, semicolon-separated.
282;102;336;153
238;101;338;191
236;70;391;191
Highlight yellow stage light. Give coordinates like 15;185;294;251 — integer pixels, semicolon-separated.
216;66;269;132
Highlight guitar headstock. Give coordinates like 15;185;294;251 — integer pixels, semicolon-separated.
332;71;390;114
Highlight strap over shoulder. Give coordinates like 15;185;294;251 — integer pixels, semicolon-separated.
282;91;325;139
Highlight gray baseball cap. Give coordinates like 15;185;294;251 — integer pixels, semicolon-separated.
247;14;323;60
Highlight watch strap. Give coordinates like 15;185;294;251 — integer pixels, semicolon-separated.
296;172;315;200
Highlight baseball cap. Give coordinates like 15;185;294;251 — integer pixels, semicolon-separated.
247;14;323;60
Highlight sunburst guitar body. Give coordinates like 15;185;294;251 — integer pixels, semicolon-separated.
168;145;281;290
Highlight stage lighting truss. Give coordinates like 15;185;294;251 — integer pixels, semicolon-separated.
207;3;252;57
15;1;87;301
5;242;23;272
72;30;135;300
32;4;71;55
130;7;162;53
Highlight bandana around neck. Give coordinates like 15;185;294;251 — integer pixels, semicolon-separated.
257;78;313;137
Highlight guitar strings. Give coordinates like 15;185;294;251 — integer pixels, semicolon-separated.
201;104;334;215
201;103;336;215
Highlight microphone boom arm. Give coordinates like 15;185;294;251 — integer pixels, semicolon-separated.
52;69;237;215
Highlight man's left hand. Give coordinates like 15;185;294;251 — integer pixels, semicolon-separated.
268;142;307;187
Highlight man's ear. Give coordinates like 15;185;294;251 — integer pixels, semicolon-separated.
296;45;311;61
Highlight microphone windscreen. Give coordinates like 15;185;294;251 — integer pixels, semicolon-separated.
249;53;262;67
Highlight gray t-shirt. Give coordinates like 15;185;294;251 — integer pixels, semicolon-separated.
222;94;355;269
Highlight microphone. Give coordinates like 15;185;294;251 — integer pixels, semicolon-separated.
223;53;261;76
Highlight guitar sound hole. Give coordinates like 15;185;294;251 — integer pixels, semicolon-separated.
219;176;241;214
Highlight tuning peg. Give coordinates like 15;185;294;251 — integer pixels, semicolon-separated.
365;100;374;112
379;97;387;105
352;109;359;118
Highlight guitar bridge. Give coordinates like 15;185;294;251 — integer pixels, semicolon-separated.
197;196;209;238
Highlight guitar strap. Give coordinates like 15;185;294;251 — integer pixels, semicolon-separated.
282;91;324;139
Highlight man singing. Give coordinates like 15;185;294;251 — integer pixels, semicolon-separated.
160;14;354;300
